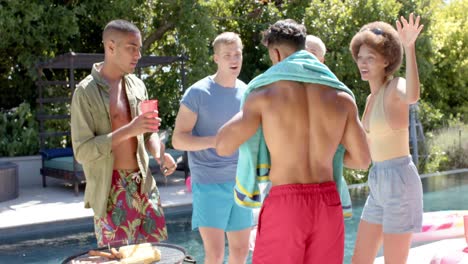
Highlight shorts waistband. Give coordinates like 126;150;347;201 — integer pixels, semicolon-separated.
114;169;140;174
268;181;336;197
113;169;142;183
372;155;413;169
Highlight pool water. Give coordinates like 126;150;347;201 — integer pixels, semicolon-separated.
1;171;467;264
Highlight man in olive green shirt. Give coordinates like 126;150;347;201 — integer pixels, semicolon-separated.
71;19;176;247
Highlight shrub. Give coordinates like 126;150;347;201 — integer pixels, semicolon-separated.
420;145;449;173
439;145;468;170
418;100;445;132
421;122;468;173
344;169;368;185
0;103;40;157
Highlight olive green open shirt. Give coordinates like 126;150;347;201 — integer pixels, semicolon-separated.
71;62;156;218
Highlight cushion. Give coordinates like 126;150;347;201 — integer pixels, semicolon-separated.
40;148;73;160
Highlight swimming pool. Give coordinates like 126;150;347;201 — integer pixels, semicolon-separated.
0;171;467;263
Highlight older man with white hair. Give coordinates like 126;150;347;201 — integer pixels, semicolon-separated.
305;35;326;63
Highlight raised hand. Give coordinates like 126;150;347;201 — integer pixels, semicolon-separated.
396;13;424;48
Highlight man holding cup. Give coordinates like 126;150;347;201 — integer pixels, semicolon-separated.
71;19;176;247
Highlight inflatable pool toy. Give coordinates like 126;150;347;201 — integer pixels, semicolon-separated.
413;210;468;242
185;176;192;193
413;210;467;242
431;251;468;264
429;239;468;264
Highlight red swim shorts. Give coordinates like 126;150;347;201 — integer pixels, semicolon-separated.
252;182;344;264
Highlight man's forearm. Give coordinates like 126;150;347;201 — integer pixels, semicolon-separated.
172;132;215;151
110;125;135;151
146;135;163;161
343;150;371;170
343;151;362;169
215;126;240;157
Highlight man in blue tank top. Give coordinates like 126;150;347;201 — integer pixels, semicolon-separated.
172;32;253;264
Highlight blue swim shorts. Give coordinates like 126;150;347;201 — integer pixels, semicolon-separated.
361;156;423;233
192;182;253;232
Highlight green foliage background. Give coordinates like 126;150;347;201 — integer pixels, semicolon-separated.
0;0;466;177
0;103;39;156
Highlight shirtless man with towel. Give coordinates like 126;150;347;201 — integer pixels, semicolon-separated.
215;19;371;264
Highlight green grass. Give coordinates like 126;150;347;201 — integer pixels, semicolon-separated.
422;123;468;173
430;124;468;150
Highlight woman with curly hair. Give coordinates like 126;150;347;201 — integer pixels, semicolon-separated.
350;13;424;263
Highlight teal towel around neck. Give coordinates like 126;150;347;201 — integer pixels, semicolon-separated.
234;50;353;219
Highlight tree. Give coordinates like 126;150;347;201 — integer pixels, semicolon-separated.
424;0;468;122
0;0;466;153
0;1;80;109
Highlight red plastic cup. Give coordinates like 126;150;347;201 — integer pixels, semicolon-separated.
140;100;158;117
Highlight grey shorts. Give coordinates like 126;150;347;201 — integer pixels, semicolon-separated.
361;156;423;233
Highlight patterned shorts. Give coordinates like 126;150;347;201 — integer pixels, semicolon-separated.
94;169;168;247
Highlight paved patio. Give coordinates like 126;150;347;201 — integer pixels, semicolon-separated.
0;170;192;241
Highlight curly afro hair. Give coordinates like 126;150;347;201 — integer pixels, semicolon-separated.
349;21;403;77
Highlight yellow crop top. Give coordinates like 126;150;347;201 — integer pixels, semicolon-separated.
362;84;410;162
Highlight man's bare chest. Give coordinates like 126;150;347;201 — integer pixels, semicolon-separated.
109;86;132;126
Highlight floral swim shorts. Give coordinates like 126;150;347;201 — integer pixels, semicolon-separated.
94;169;167;247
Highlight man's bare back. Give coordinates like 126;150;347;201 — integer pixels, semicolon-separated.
251;80;358;186
109;80;139;170
214;19;371;263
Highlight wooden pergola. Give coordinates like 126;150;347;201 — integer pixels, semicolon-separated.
35;52;188;195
